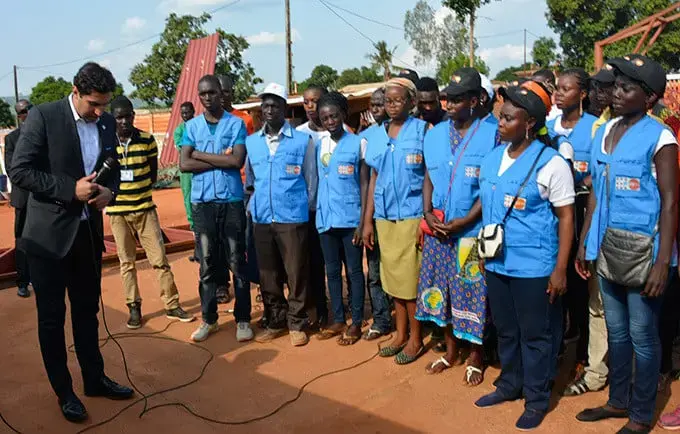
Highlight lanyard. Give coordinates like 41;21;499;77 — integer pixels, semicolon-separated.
442;119;482;209
118;136;131;168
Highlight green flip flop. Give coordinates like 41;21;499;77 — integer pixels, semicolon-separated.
395;347;425;365
379;344;406;358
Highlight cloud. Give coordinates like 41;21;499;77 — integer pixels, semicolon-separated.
122;16;147;33
246;29;301;46
87;39;105;52
157;0;231;14
479;44;526;63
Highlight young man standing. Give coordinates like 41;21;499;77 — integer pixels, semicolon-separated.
108;96;194;329
173;102;198;261
415;77;446;125
246;83;316;347
180;75;252;343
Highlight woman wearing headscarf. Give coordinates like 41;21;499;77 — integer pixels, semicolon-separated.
474;82;574;431
363;77;428;365
575;54;678;434
416;68;498;386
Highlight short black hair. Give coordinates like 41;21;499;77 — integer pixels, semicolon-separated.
198;74;221;90
416;77;439;92
317;91;349;117
532;69;556;85
304;84;328;95
110;95;133;112
218;75;234;90
180;101;195;110
73;62;117;96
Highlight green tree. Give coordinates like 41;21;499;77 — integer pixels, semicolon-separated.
298;65;339;92
493;63;533;82
442;0;495;67
30;76;73;105
404;0;468;67
336;66;382;88
437;53;489;85
114;82;125;98
0;99;15;128
129;13;261;106
531;37;559;67
367;41;398;81
546;0;680;71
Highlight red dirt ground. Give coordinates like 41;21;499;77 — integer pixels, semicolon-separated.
1;188;679;433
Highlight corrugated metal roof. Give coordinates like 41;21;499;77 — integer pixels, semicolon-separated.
159;33;219;167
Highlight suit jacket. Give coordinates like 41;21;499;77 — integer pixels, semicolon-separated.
9;97;120;259
4;128;29;208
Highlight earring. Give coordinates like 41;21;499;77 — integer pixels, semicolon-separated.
525;128;529;140
579;99;583;116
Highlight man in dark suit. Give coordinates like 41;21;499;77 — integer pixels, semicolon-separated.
9;62;134;423
4;99;32;297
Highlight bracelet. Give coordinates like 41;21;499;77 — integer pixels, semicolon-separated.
423;210;433;218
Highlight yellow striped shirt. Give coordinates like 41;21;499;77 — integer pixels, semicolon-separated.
107;129;157;215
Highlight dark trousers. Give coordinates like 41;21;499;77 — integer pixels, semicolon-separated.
319;228;365;325
244;194;260;285
14;207;30;288
660;271;680;374
308;212;328;322
192;202;250;324
254;222;309;331
29;221;104;400
366;224;391;333
487;271;561;413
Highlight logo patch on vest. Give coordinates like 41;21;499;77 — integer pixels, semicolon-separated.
615;176;641;192
405;153;423;165
286;165;301;175
338;164;355;175
465;166;480;178
504;194;526;210
573;160;589;173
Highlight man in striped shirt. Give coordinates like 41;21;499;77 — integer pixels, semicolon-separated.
108;96;194;329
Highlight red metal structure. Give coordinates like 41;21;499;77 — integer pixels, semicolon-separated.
595;3;680;69
159;33;219;167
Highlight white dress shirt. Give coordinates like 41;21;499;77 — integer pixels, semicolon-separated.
68;94;100;219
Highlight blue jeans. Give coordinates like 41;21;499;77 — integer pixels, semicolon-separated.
486;272;561;413
600;276;665;425
192;202;251;325
366;225;391;333
319;228;365;325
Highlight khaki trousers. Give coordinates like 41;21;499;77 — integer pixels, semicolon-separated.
583;274;608;390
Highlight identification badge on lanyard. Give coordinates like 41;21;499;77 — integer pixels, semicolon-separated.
121;170;134;182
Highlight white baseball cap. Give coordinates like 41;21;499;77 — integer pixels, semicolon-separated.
258;82;288;102
480;74;495;100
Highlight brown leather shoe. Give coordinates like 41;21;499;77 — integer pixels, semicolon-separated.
255;328;286;343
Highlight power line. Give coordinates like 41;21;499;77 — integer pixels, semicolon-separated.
19;0;242;70
322;1;404;31
0;71;12;84
476;29;524;39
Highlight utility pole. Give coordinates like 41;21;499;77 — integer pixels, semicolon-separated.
285;0;293;94
13;65;19;103
469;12;476;67
523;29;527;76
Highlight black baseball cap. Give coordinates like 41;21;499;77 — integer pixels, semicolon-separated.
499;86;547;122
591;68;615;85
445;68;482;97
606;54;667;96
396;68;419;85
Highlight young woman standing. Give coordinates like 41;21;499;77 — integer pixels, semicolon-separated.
314;92;368;346
575;54;678;434
416;68;498;386
363;78;428;365
474;84;574;431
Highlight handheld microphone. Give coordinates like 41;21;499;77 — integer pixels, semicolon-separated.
90;157;119;199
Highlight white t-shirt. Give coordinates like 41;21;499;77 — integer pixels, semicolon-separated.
547;106;562;122
319;134;367;167
551;115;575;161
497;146;575;207
296;122;351;143
599;117;677;179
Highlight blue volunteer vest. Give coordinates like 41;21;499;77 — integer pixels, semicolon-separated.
316;132;363;233
547;114;598;184
480;141;560;278
186;112;245;203
246;123;310;224
585;116;672;264
424;118;498;238
363;117;427;220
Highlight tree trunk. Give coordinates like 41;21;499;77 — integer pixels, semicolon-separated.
469;10;476;67
384;62;390;81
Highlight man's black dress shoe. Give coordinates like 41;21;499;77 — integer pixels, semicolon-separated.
84;376;134;400
59;395;87;423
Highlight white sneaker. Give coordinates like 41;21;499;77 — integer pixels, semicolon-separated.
236;322;254;342
191;321;219;342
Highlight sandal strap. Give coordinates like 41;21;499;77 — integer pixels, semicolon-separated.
466;365;483;382
433;356;452;369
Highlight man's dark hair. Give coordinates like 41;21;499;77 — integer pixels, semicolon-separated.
73;62;117;96
180;101;195;110
532;69;556;85
416;77;439;92
110;95;133;112
317;91;349;117
198;74;221;90
304;84;328;95
218;75;234;90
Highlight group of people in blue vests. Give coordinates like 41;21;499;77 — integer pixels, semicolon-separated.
178;53;680;433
